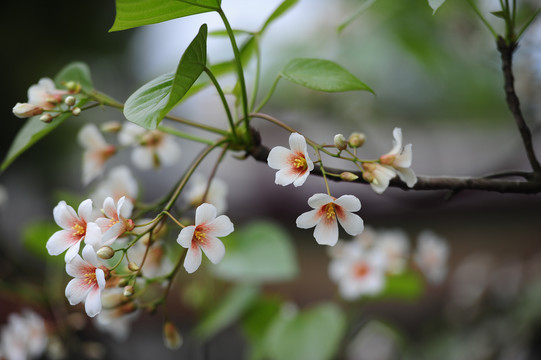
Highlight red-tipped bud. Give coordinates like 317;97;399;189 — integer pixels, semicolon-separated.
163;321;183;350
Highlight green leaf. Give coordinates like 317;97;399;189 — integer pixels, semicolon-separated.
375;271;424;301
280;58;374;93
213;221;298;283
2;62;93;171
23;221;63;265
490;11;506;19
261;0;300;33
124;24;208;129
265;303;346;360
110;0;221;32
242;298;283;360
194;284;259;340
428;0;446;15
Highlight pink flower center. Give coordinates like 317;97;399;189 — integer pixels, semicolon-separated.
194;227;207;244
84;271;97;285
353;262;370;279
291;154;307;171
324;203;336;220
72;223;86;237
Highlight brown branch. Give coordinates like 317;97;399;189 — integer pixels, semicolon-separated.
497;36;541;174
248;143;541;194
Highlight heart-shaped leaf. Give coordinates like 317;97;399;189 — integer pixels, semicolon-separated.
110;0;221;32
124;24;208;129
281;58;374;93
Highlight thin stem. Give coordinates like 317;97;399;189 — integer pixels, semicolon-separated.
164;114;230;136
253;75;281;113
202;143;230;204
466;0;498;38
249;35;262;112
158;125;215;145
218;8;251;133
517;8;541;40
162;210;185;229
204;66;237;139
316;149;332;196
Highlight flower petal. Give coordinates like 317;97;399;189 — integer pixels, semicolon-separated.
195;203;217;226
131;147;154;170
65;278;91;305
184;243;202;274
292;170;310;187
395;166;417;188
274;167;299;187
387;127;402;155
77;199;94;223
199;236;226;264
177;226;196;248
295;210;320;229
288;133;307;154
101;197;116;219
78;123;107;151
46;230;76;257
84;286;102;317
156;137;181;166
207;215;234;237
307;193;333;209
313;217;339;246
267;146;292;170
334;195;361;212
82;244;99;267
394;143;412;168
65;255;88;278
101;222;125;245
337;212;364;237
84;222;103;249
53;201;78;230
64;242;81;263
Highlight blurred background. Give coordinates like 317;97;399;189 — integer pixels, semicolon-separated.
1;0;541;359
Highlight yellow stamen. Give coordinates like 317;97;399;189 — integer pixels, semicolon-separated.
84;272;96;285
326;203;336;220
194;229;206;244
293;156;307;170
72;223;85;236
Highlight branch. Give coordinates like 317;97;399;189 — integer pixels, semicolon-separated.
497;36;541;174
248;142;541;194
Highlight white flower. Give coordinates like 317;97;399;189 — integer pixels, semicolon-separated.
94;288;139;341
0;309;48;360
12;102;44;118
91;166;138;207
27;78;67;109
176;203;234;274
47;199;102;263
267;132;314;187
118;122;181;170
362;162;397;194
414;230;449;284
376;229;410;275
95;196;135;247
78;123;116;185
65;245;106;317
328;239;387;300
296;193;364;246
184;174;228;214
379;128;417;188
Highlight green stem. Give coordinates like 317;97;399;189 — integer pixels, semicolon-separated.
204;67;237;139
466;0;498;38
253;75;281;113
158;125;215;145
218;8;251;133
249;35;262;112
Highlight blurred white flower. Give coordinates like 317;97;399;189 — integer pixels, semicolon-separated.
95;288;139;342
184;173;228;214
91;166;138;207
0;309;48;360
118;122;181;170
328;238;387;300
78;123;116;185
95;196;135;246
414;230;449;284
376;229;410;275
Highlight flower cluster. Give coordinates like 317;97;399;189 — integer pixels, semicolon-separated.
0;309;48;360
327;227;450;300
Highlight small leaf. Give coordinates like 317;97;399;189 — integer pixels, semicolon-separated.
110;0;221;32
194;284;259;340
281;58;374;93
212;221;298;283
2;62;92;171
428;0;446;15
265;303;346;360
372;271;424;301
261;0;300;33
490;11;506;19
124;24;208;129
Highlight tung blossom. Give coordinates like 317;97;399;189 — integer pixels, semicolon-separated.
91;166;138;207
65;245;106;317
176;203;234;274
12;78;68;119
184;173;228;214
118;122;181;170
47;199;101;263
267;132;314;187
95;196;135;247
328;239;387;300
414;230;449;284
296;193;364;246
12;103;44;118
0;309;48;360
78;123;116;185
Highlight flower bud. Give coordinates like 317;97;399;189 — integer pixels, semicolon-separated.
12;103;43;118
100;121;122;133
340;172;359;182
348;132;366;148
128;261;140;272
64;96;76;106
163;321;183;350
65;81;81;93
117;278;130;287
333;134;347;151
72;107;81;116
97;246;115;260
123;285;134;297
40;114;53;123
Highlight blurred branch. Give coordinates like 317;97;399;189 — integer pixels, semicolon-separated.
248;142;541;194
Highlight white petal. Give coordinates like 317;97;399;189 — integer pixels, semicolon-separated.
84;286;102;317
78;124;107;150
101;222;125;245
274;167;299;186
395;167;417;187
82;244;99;267
288;132;308;153
131;147;154;170
267;146;292;170
200;236;226;264
295;210;320;229
207;215;234;237
177;226;196;248
53;201;78;229
118;122;144;146
184;244;202;274
334;195;361;212
292;170;310;187
337;212;364;237
101;197;117;218
307;193;333;209
84;222;103;249
46;230;76;257
65;278;91;305
156;137;181;166
394;143;412;168
387;127;403;155
195;203;217;225
313;218;339;246
77;199;94;222
64;242;81;263
82;152;104;185
65;254;87;277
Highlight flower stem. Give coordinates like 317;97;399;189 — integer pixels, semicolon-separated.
204;66;237;139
